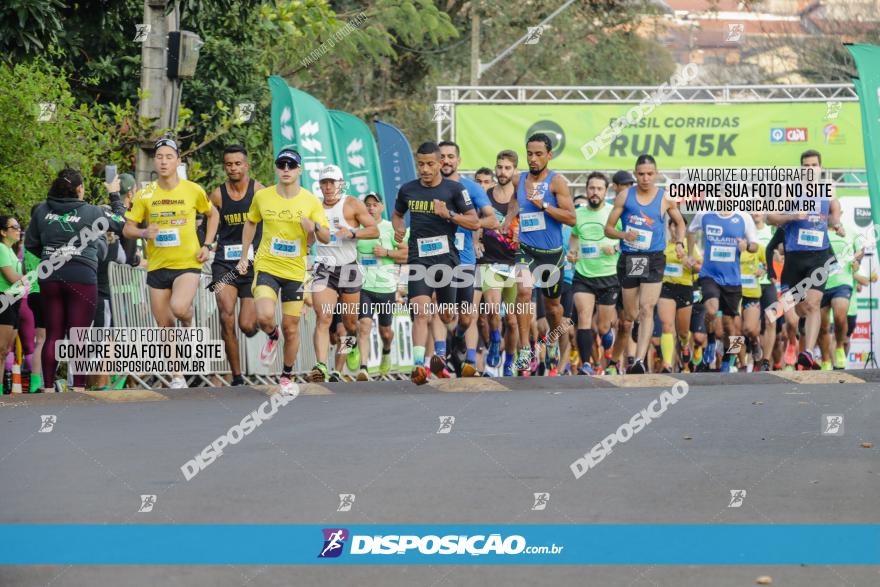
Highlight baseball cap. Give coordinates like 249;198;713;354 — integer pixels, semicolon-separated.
275;146;302;167
362;192;382;203
612;170;635;185
119;173;136;194
573;192;588;203
319;164;344;182
154;137;179;154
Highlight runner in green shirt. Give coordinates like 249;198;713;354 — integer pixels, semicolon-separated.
568;173;621;375
0;215;24;394
354;193;407;381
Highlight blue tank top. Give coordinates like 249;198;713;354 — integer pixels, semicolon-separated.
697;213;747;286
516;171;563;250
620;186;666;254
783;197;830;252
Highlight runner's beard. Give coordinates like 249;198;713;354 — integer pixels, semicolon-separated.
497;176;511;185
441;167;454;177
588;197;602;209
529;164;546;176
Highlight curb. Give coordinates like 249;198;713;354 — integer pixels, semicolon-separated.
0;370;874;405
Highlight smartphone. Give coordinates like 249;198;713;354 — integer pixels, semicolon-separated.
105;165;117;183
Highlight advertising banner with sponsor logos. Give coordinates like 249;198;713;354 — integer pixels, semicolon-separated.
455;103;864;170
269;76;337;196
839;197;880;368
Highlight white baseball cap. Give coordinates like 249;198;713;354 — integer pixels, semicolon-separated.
319;164;344;181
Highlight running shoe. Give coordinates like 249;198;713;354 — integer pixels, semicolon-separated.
329;370;343;382
487;338;501;368
430;355;452;378
503;364;515;377
346;346;360;372
681;346;692;369
627;360;646;374
720;359;733;373
461;363;479;377
704;340;716;366
797;351;819;371
660;365;673;374
230;374;245;386
605;362;619;376
751;341;763;363
547;368;558;377
410;365;429;385
759;359;771;372
578;363;594;376
834;348;847;370
309;363;329;382
279;376;300;397
260;336;279;365
820;361;833;371
380;353;392;375
169;376;187;389
356;368;371;382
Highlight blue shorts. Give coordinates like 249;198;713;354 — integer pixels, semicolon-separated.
821;285;852;308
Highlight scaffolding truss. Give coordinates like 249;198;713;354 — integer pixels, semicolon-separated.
435;84;865;189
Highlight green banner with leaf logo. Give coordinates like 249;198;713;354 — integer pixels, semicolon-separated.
848;44;880;229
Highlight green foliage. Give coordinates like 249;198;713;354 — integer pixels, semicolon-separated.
0;0;65;56
0;60;142;219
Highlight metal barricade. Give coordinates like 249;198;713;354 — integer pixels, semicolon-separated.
107;264;411;388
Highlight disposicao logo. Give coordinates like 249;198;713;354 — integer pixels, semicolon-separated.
318;528;349;558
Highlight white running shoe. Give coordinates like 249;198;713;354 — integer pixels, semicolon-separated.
169;376;187;389
279;376;300;397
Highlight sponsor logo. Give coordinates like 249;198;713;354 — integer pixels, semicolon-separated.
526;120;565;156
822;414;844;435
785;127;808;142
770;128;785;143
852;322;870;339
318;528;349;558
823;124;841;144
706;225;723;237
854;207;872;228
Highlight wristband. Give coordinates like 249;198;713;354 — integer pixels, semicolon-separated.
449;210;457;220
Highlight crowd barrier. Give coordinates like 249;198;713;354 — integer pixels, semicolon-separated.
105;264;413;389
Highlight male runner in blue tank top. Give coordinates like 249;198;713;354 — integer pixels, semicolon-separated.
604;154;687;374
505;134;576;375
767;150;842;370
207;145;265;386
688;210;759;372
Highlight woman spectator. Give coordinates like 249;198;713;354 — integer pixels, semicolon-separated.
25;168;126;393
0;215;24;393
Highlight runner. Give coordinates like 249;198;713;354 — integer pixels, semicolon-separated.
207;145;264;386
479;150;520;376
738;229;767;371
610;170;635;201
657;217;701;372
821;227;863;370
438;141;497;377
355;192;407;381
392;141;479;385
604;154;686;374
687;210;760;372
569;173;620;375
767;150;842;370
474;167;495;192
507;133;576;375
0;216;23;393
237;146;330;396
309;164;378;383
752;213;777;372
123;138;218;388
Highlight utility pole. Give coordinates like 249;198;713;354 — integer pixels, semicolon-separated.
469;9;481;86
135;0;180;187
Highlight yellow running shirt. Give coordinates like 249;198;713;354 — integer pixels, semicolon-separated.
126;179;212;271
247;185;328;281
662;239;699;286
739;247;766;299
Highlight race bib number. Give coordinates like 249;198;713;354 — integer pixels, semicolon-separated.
579;243;599;259
709;245;736;263
223;244;253;261
741;274;757;288
664;263;683;278
417;235;449;257
797;228;824;248
360;254;378;267
154;228;180;248
491;263;514;278
627;227;652;251
455;232;465;251
520;212;546;233
270;236;301;258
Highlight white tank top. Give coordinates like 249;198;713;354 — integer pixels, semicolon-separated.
316;196;358;265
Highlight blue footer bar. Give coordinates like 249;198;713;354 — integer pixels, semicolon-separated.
1;524;878;565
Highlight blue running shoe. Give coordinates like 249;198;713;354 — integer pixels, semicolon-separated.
487;338;501;368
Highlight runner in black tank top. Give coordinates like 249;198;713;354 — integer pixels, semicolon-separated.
209;145;265;385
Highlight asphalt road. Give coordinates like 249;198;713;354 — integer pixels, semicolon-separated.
1;375;878;586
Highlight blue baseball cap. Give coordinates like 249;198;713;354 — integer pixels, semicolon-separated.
275;146;302;167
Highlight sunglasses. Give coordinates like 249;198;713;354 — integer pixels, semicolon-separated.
5;224;20;230
275;160;300;170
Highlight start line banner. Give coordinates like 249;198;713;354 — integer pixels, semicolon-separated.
456;102;864;170
1;524;878;565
